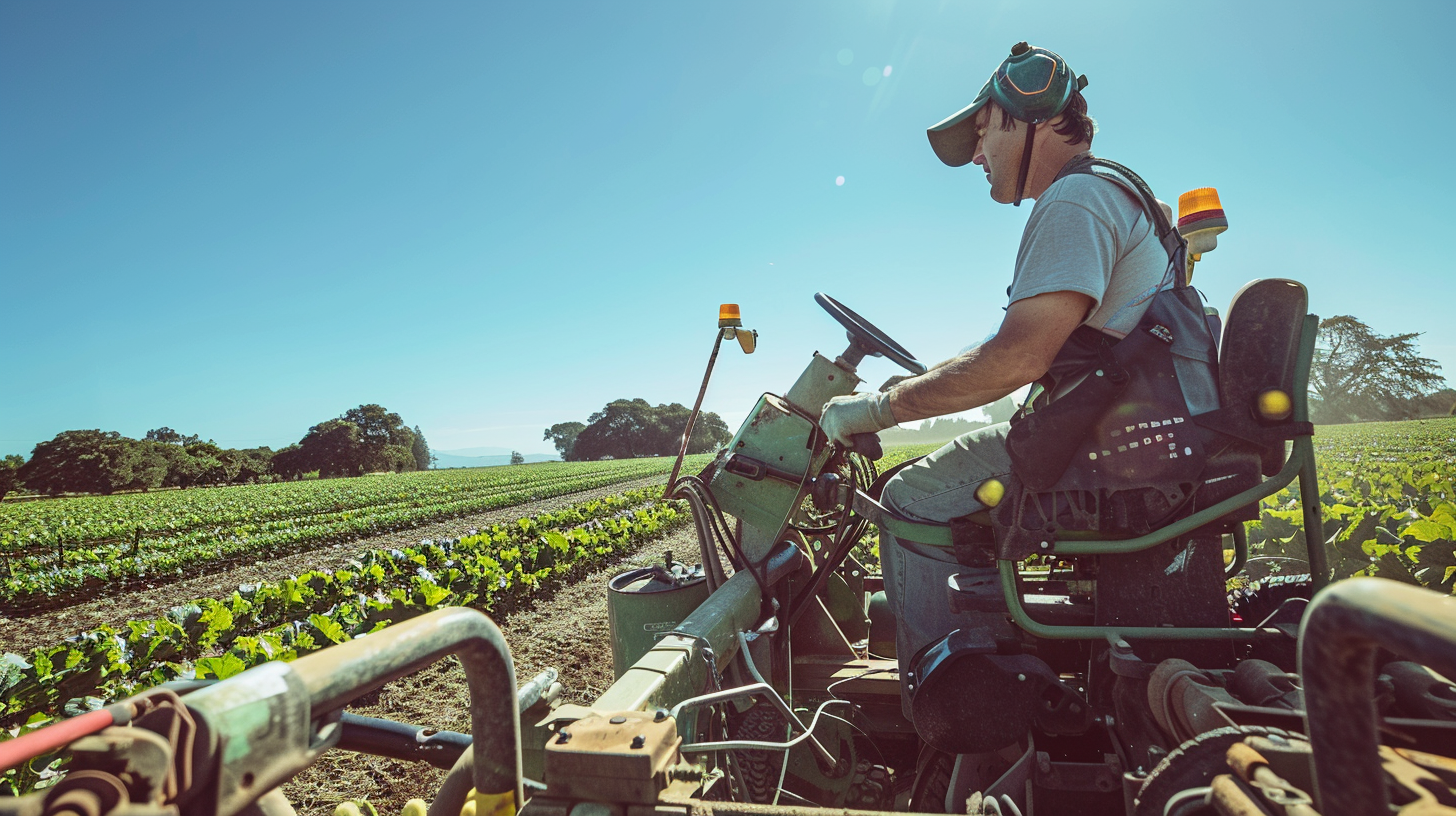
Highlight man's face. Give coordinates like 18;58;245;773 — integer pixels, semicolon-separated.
971;103;1024;205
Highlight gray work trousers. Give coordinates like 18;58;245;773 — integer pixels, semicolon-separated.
879;422;1014;717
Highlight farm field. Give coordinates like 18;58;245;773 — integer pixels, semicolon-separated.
3;420;1455;803
1;458;706;612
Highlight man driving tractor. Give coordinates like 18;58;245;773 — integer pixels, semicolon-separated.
818;43;1197;709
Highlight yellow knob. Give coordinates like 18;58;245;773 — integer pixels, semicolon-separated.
1257;389;1292;421
335;805;363;816
403;801;428;816
975;479;1006;508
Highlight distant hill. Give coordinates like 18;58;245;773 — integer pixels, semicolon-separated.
432;451;560;469
436;446;516;457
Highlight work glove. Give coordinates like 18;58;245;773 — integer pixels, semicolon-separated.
819;391;898;447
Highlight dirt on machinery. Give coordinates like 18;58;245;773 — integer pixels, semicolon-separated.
280;526;697;816
0;477;666;654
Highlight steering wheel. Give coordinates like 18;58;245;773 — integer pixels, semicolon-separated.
815;292;928;375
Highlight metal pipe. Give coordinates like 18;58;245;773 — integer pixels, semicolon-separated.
289;607;524;812
1297;577;1456;815
671;687;848;760
665;329;728;500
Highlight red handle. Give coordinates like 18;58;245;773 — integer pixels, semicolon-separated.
0;708;117;772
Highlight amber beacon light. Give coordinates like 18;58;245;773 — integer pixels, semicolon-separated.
1177;187;1228;282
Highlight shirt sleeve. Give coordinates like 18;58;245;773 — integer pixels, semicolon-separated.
1008;197;1120;319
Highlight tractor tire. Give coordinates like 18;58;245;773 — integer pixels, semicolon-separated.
1229;576;1313;625
907;744;954;813
730;703;788;804
1132;726;1298;816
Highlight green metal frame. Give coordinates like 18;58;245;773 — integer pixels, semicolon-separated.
885;313;1328;642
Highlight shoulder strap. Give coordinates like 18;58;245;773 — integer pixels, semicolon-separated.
1054;155;1190;287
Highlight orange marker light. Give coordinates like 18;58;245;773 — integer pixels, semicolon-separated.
719;303;742;328
1177;188;1229;281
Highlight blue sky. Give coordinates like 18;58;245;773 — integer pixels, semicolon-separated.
3;1;1452;458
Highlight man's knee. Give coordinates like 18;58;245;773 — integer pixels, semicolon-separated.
881;469;915;517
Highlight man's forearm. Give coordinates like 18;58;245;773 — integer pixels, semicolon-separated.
885;340;1040;423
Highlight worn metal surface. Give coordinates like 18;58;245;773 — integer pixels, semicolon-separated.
593;564;765;713
288;606;524;812
544;711;681;804
609;565;712;679
784;353;858;417
1298;577;1456;815
709;394;819;540
184;660;328;816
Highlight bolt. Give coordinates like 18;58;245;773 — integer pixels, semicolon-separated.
1017;673;1027;682
654;708;669;722
555;730;571;744
631;735;647;749
1039;541;1050;550
610;715;627;724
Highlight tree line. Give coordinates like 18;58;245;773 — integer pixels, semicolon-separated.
544;398;732;461
1310;316;1452;424
0;404;431;499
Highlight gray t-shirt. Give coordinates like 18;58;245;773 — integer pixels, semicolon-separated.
1008;171;1169;337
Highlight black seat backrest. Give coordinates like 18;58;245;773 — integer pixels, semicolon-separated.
1216;279;1309;475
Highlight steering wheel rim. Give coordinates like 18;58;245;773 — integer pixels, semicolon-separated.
814;292;928;375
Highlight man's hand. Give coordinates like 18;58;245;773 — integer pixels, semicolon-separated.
819;391;898;446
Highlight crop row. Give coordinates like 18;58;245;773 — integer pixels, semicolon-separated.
1253;418;1456;591
0;459;685;551
2;458;709;609
0;487;687;745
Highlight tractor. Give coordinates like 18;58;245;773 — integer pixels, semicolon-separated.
3;207;1456;816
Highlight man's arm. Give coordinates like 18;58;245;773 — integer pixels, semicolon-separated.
885;290;1094;423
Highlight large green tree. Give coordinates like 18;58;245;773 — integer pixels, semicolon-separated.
543;422;586;460
1310;316;1446;424
270;444;309;480
565;399;731;461
0;454;25;500
341;404;416;472
19;431;138;495
411;425;433;470
296;419;366;478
